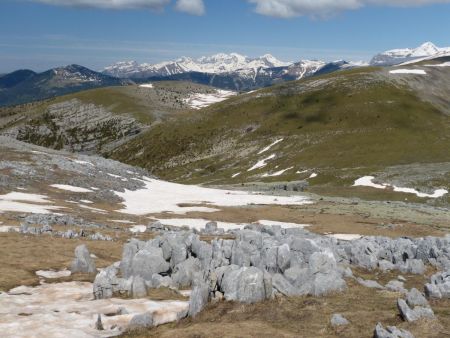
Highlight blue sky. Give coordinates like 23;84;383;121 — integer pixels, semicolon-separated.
0;0;450;72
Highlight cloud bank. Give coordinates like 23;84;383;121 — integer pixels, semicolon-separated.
248;0;450;18
32;0;206;15
175;0;205;15
31;0;450;17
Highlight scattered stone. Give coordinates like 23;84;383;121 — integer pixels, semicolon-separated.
397;298;434;322
385;280;407;294
357;277;384;289
406;288;428;307
128;312;154;330
188;281;209;317
330;313;349;327
95;314;104;331
70;245;96;274
374;323;414;338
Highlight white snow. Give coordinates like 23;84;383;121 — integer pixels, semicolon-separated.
389;69;427;75
73;160;94;166
156;218;310;231
308;173;318;179
79;205;108;214
80;200;94;204
51;184;93;193
0;281;188;338
114;176;311;216
108;220;135;224
262;167;293;177
248;154;276;171
0;192;62;214
424;62;450;67
231;172;241;178
353;176;448;198
129;225;147;233
36;269;71;279
258;139;283;155
0;226;19;233
139;83;154;88
256;220;310;228
353;176;387;189
184;90;236;109
327;234;362;241
107;173;123;179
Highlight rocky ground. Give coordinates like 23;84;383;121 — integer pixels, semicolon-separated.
0;136;449;337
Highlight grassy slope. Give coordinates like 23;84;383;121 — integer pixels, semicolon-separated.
109;67;450;204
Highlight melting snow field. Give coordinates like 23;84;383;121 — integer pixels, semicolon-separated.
353;176;448;198
36;269;71;279
51;184;94;193
0;192;62;214
154;218;310;231
0;282;189;338
389;69;427;75
114;177;311;216
184;90;236;109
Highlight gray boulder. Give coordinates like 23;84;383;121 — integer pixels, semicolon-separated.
397;298;434;322
277;244;291;272
357;277;384;290
70;245;96;274
188;281;209;317
221;266;271;303
374;323;414;338
272;273;303;297
120;241;139;278
131;276;147;298
330;313;349;327
406;288;428;307
128;312;154;330
130;248;170;281
172;257;203;288
385;280;407;294
205;221;218;233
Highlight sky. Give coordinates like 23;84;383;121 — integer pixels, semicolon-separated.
0;0;450;73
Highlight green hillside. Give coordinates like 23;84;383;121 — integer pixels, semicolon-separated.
109;66;450;204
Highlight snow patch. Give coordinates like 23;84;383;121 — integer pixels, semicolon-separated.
258;139;283;155
36;269;71;279
248;154;276;171
231;172;241;178
51;185;93;193
389;69;427;75
0;192;62;214
184;90;236;110
139;83;154;88
0;225;19;233
129;225;147;233
327;234;362;241
262;167;293;177
0;281;188;338
114;177;311;216
353;176;448;198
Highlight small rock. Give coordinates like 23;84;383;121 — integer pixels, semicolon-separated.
406;288;428;307
330;313;349;327
70;245;96;274
128;312;154;330
95;314;104;331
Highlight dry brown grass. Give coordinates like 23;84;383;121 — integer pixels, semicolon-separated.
0;232;123;291
123;276;450;338
152;203;448;238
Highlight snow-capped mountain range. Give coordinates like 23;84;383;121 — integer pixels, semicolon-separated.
370;42;450;66
103;53;292;79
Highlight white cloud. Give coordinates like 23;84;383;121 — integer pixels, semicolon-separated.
248;0;450;18
175;0;205;15
32;0;171;10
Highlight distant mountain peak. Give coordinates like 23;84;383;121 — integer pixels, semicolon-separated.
370;41;450;66
103;53;292;78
